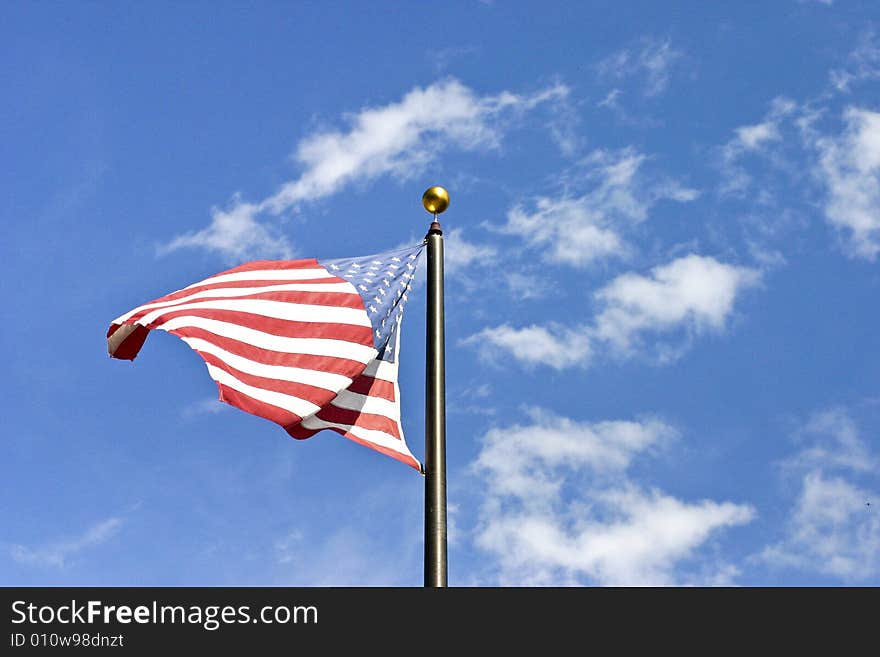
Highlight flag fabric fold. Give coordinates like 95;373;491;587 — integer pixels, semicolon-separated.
107;243;424;471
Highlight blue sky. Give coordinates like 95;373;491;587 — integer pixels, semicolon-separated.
2;1;879;586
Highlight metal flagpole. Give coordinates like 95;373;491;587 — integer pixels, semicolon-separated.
422;186;449;587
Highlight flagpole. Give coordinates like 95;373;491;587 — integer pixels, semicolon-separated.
422;186;449;588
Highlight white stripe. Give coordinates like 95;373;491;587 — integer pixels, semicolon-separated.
330;389;399;419
136;299;371;328
185;268;333;289
363;359;399;382
113;281;357;324
207;365;321;419
182;337;353;392
299;416;413;457
158;316;378;363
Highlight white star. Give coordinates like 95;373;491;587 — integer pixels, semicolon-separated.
329;264;340;271
392;256;401;262
358;284;368;292
377;288;386;297
368;305;377;314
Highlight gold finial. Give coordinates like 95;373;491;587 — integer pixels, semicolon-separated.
422;186;450;216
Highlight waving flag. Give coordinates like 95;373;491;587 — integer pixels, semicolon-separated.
107;243;423;470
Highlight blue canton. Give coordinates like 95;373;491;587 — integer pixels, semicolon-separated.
320;243;423;363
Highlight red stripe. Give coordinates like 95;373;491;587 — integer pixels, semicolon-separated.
132;307;373;345
286;425;315;440
316;405;402;439
217;258;321;274
108;324;150;361
126;290;365;325
167;325;371;377
197;351;340;409
341;433;420;471
286;425;420;471
346;375;395;402
143;275;347;305
216;384;302;428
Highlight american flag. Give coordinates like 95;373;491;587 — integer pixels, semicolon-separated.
107;243;424;471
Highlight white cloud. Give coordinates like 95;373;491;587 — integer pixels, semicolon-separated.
476;410;675;502
761;472;878;580
597;88;621;109
464;254;759;369
502;271;545;300
463;323;591;370
159;197;293;263
473;412;755;585
503;197;626;266
597;39;684;97
759;408;880;581
734;122;781;151
262;79;568;212
10;517;123;568
443;227;498;275
812;107;880;260
162;79;569;260
829;30;880;92
719;97;797;195
593;254;761;351
792;407;880;473
497;148;698;267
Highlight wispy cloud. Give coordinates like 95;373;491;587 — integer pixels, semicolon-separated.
714;35;880;260
473;410;754;585
718;97;797;196
181;397;230;420
597;38;684;97
160;197;293;262
9;517;123;568
810;107;880;260
758;408;879;581
464;254;760;369
829;30;880;93
443;227;498;275
162;79;569;261
495;148;698;267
